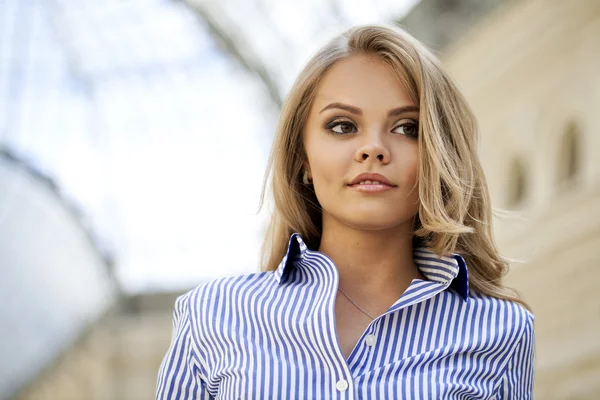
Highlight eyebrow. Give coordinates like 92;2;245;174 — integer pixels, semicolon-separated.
319;102;419;117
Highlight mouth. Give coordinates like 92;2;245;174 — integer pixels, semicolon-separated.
347;172;396;193
349;179;393;186
348;172;396;187
348;181;395;193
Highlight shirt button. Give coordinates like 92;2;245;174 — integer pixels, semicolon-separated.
365;334;376;347
336;379;349;392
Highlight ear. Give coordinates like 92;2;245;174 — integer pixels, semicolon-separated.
302;161;313;185
302;161;312;178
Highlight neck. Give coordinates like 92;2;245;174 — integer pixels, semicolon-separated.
317;215;422;303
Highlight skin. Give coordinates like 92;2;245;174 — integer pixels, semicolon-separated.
303;54;425;359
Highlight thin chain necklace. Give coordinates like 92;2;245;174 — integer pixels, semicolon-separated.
337;268;419;321
337;286;376;320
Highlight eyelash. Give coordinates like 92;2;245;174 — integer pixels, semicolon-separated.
324;118;419;138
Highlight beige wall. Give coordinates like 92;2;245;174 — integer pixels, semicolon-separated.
17;295;176;400
443;0;600;398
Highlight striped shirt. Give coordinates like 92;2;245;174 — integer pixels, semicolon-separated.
156;233;534;399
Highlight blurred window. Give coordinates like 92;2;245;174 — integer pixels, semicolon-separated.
507;157;527;208
557;121;581;189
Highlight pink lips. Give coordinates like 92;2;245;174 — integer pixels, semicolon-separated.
347;172;396;193
351;183;394;193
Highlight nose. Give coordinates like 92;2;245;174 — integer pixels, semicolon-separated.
354;132;391;164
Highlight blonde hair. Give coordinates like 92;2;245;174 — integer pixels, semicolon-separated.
259;24;528;309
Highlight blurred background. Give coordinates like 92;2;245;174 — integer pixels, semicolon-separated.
0;0;598;398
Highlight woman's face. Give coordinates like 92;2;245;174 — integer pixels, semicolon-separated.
303;54;420;231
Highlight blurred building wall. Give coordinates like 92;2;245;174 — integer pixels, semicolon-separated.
410;0;600;398
16;292;178;400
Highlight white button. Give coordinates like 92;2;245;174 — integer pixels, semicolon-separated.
336;379;349;392
365;334;376;347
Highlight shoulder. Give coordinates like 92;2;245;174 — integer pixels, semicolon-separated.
467;290;534;327
462;290;534;352
176;271;277;318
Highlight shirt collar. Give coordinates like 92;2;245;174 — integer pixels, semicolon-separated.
274;232;470;301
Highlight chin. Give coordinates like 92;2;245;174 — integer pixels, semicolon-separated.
342;212;409;232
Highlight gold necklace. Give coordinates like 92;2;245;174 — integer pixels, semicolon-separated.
337;268;419;321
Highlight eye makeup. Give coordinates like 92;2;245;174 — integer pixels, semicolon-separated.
323;118;419;138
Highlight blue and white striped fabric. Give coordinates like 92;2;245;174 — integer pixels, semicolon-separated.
156;233;534;399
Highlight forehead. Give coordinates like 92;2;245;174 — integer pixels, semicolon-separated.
312;54;415;112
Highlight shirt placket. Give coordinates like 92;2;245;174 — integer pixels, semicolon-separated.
344;280;453;382
301;244;457;399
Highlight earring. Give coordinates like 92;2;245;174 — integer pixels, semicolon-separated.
303;169;312;185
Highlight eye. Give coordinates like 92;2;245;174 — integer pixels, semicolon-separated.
392;120;419;137
325;119;357;135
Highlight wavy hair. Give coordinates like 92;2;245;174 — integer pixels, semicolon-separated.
259;24;528;309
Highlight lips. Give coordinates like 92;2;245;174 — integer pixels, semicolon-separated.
354;179;386;185
348;173;396;187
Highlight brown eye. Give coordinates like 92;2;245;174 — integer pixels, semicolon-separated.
335;123;355;134
393;121;419;138
326;119;357;135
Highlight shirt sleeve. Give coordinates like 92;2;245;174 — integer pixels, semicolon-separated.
156;292;213;400
495;313;535;399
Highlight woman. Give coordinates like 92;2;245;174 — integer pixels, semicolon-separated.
156;24;534;399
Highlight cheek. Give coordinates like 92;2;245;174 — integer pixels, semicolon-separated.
404;154;419;185
307;140;351;184
397;146;420;203
306;142;352;210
